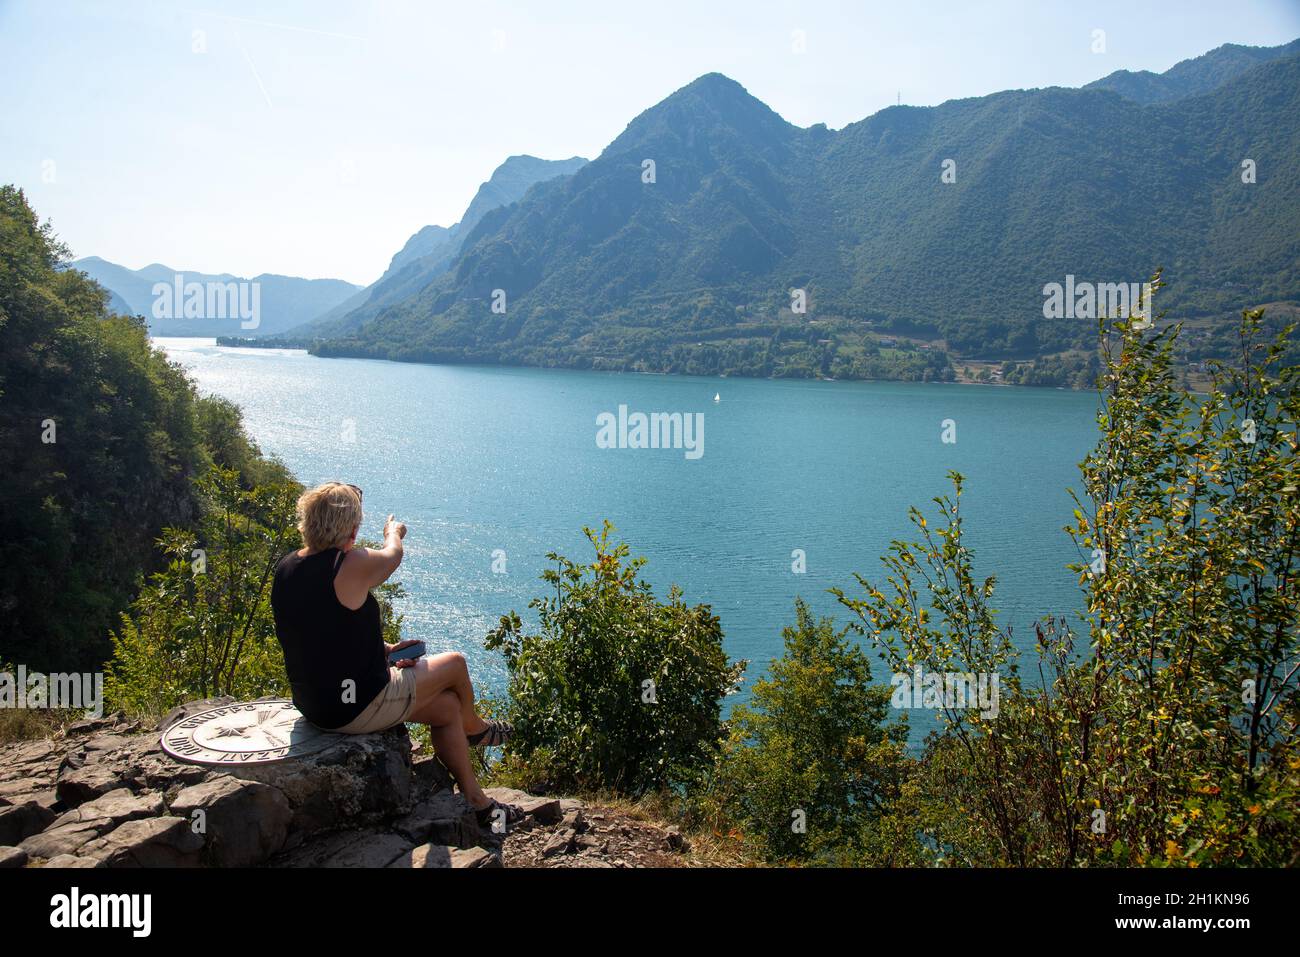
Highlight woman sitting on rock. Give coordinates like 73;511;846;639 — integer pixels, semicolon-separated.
270;481;522;831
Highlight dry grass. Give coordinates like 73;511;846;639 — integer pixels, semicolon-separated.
554;788;757;867
0;708;82;746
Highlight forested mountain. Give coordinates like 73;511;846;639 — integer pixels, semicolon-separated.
315;40;1300;384
70;256;361;338
1086;38;1300;104
291;154;588;339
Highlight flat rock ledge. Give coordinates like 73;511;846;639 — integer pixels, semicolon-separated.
0;699;463;868
0;699;690;869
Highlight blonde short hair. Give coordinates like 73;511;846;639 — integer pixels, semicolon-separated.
296;482;363;551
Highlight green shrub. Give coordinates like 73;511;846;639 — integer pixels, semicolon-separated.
485;521;746;797
834;286;1300;866
104;466;298;717
702;599;911;864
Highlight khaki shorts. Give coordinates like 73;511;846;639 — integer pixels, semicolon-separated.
327;666;419;733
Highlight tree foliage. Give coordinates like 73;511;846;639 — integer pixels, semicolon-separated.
834;290;1300;866
103;467;298;716
485;522;746;797
0;185;288;672
702;599;911;864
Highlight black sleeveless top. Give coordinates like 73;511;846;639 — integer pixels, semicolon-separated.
270;548;389;729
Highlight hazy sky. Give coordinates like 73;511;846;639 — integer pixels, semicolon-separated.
2;0;1297;285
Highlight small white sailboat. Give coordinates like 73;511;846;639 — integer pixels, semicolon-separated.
713;392;721;403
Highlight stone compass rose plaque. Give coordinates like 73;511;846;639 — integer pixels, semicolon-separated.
161;699;344;765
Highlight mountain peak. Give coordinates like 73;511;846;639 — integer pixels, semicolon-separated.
1086;36;1300;104
486;154;588;183
606;72;794;155
674;72;768;111
683;71;745;91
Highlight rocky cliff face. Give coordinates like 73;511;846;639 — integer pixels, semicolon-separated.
0;699;689;869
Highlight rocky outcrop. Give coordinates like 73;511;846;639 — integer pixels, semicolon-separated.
493;791;692;868
0;699;693;868
0;699;473;868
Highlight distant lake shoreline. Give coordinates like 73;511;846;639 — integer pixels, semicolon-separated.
204;333;1084;391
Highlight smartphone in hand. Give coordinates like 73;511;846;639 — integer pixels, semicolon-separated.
387;641;426;665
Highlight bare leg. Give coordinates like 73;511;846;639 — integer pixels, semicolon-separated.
409;688;489;809
410;652;487;736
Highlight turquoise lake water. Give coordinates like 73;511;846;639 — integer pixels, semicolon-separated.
158;338;1100;728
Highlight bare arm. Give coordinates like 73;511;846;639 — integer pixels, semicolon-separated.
334;514;406;610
